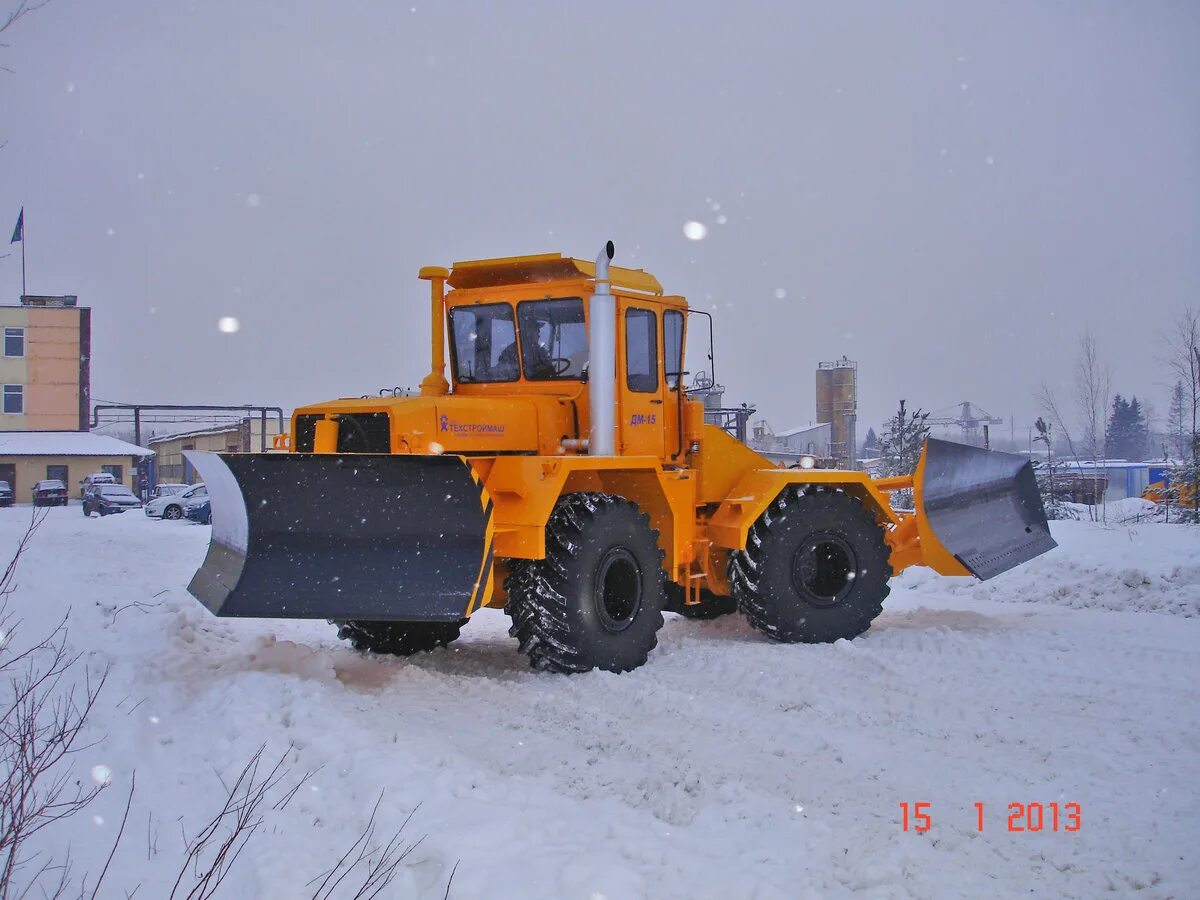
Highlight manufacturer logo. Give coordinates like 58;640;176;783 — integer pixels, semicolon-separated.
439;414;506;436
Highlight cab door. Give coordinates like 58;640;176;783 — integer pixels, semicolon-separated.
618;300;667;458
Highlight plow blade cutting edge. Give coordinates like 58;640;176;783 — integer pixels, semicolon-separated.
184;451;493;621
915;438;1057;581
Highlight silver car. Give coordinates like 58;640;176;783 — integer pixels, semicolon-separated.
145;483;206;520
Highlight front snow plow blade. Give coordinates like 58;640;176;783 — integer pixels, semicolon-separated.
915;438;1057;580
184;451;493;621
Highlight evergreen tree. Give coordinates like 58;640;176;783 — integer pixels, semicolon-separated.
1107;394;1150;461
878;400;930;509
862;426;879;457
1107;395;1130;460
1125;397;1148;461
1167;435;1199;521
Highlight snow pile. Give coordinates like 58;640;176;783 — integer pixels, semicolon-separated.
0;510;1196;897
898;519;1200;618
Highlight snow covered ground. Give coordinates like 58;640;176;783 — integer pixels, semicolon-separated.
2;508;1197;898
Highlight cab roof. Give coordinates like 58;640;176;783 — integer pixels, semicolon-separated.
447;253;663;295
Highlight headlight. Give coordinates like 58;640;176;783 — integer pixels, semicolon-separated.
798;455;817;469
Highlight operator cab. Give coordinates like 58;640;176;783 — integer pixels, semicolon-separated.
448;297;588;384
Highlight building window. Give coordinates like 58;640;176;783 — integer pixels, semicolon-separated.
3;327;24;358
2;385;22;414
46;465;68;483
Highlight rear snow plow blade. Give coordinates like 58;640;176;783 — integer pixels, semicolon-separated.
914;438;1056;580
184;451;493;621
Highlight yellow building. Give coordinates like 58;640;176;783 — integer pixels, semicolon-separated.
0;431;151;500
0;295;90;431
150;417;283;483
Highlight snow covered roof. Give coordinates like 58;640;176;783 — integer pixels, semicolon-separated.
776;422;830;438
0;431;153;457
1058;460;1162;471
148;423;242;445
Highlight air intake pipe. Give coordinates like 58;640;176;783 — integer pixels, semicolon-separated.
588;241;616;456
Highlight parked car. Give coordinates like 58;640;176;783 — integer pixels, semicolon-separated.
185;498;212;525
81;472;117;489
0;481;13;507
146;483;206;520
148;483;191;501
32;480;69;507
82;484;143;516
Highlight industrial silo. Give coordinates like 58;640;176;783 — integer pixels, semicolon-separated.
816;358;858;469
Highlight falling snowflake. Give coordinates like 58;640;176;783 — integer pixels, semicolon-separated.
774;288;787;299
682;221;707;241
91;764;113;786
218;317;240;334
246;193;261;208
716;215;728;225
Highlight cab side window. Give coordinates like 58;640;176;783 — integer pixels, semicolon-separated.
663;310;684;389
625;308;658;393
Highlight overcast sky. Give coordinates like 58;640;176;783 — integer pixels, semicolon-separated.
2;0;1197;442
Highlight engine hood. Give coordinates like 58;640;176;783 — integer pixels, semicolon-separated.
292;394;571;455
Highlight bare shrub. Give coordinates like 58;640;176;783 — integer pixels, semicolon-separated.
0;508;116;896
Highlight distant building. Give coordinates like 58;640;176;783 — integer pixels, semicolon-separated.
0;431;151;499
149;417;284;484
0;295;90;431
1053;460;1163;503
751;421;833;466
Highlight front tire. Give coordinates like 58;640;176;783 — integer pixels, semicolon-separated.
163;505;183;520
730;488;891;643
333;620;465;656
505;493;666;673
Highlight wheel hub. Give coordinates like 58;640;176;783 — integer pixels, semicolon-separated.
791;533;858;608
594;548;643;632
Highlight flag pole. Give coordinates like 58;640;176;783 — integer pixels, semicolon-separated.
20;213;25;298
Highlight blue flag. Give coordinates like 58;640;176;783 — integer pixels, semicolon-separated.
9;209;21;244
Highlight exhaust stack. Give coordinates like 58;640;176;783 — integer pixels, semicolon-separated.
588;241;616;456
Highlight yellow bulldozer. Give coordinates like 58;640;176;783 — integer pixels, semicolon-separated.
185;243;1056;673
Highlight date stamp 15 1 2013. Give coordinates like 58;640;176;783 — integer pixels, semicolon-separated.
900;802;1082;833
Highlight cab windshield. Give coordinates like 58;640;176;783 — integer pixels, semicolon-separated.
517;298;587;380
449;303;519;383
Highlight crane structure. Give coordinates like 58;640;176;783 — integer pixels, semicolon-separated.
926;401;1004;449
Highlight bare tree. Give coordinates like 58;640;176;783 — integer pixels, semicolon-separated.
1074;329;1113;464
1039;331;1112;522
1;1;50;75
1;0;52;156
1166;380;1188;459
0;507;115;897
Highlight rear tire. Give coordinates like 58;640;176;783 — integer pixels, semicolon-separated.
663;583;738;620
333;619;465;656
505;493;666;673
730;487;891;643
